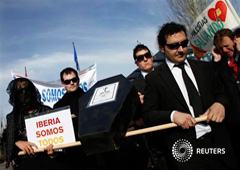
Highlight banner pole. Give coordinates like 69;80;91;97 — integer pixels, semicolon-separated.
18;116;207;156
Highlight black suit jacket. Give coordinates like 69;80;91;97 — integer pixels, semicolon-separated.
53;87;85;137
214;60;240;124
133;74;146;95
143;59;235;169
132;74;146;121
53;87;85;115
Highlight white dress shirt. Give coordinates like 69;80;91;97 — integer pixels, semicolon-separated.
140;68;154;79
166;58;211;139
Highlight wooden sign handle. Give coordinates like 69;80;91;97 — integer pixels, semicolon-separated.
126;116;207;137
18;116;207;155
18;141;81;156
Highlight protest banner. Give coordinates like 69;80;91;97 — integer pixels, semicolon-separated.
11;63;97;108
188;0;240;59
25;108;75;148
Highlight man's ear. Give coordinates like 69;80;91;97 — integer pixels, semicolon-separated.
234;35;240;42
160;46;165;53
61;83;66;89
135;60;138;66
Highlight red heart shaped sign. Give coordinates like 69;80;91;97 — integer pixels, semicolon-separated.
208;1;227;22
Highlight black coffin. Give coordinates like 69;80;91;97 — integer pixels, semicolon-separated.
78;74;139;155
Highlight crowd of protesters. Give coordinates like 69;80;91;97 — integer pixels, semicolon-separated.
3;23;240;170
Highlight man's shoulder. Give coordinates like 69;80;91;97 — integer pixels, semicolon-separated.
188;58;212;69
77;87;85;96
133;74;144;83
53;96;67;109
39;104;52;112
133;74;146;93
6;112;14;120
53;87;85;109
146;65;162;79
188;58;209;64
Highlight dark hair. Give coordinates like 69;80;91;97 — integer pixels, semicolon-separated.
233;27;240;38
133;44;151;60
157;22;187;48
60;67;79;82
213;29;234;48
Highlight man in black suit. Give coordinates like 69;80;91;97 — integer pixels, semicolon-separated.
132;44;154;169
54;67;85;116
106;45;154;170
133;44;154;95
143;22;237;170
132;44;154;127
212;28;240;166
132;44;168;170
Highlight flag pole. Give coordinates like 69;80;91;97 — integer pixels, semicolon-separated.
10;70;14;79
24;66;28;77
72;42;80;74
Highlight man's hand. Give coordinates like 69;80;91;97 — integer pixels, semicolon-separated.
135;118;145;127
211;46;222;62
15;141;38;155
45;144;54;155
138;92;144;104
173;111;196;129
202;102;225;123
234;36;240;52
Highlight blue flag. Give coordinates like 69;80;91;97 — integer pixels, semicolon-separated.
72;42;80;71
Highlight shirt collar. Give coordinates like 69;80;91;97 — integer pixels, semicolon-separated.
140;68;154;79
165;58;190;70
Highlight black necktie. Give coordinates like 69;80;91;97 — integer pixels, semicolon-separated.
175;63;203;117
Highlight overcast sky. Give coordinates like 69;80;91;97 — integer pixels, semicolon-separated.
0;0;171;119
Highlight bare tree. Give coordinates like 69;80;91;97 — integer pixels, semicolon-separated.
166;0;239;29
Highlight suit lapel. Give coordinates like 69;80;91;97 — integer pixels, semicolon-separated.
188;59;207;108
158;62;189;110
134;74;146;94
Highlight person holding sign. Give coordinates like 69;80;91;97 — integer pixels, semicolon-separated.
5;78;61;170
143;22;237;170
212;28;240;166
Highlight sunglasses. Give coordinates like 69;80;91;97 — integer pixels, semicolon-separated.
63;77;78;85
135;52;152;62
165;39;189;50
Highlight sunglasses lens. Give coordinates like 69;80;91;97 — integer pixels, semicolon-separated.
72;77;78;83
168;44;180;49
136;52;151;62
136;55;144;62
181;40;189;47
166;39;188;49
63;80;69;84
64;77;78;84
145;52;151;58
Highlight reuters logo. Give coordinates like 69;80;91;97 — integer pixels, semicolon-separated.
172;139;193;162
